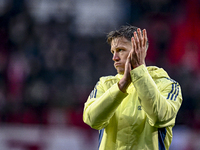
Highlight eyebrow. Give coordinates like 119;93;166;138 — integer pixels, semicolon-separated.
111;46;126;52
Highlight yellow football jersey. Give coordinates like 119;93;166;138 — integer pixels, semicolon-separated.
83;65;182;150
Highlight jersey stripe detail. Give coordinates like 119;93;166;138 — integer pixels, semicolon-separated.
98;128;104;149
167;84;174;100
89;91;93;99
158;128;167;150
90;85;98;99
174;86;179;101
170;83;177;100
166;78;179;101
90;82;99;99
94;87;97;98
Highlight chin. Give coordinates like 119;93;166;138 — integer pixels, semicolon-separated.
115;67;125;74
117;70;124;75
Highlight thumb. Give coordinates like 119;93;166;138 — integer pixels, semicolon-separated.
125;53;131;72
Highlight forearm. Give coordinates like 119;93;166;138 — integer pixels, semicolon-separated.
118;78;130;93
83;83;128;129
131;65;182;126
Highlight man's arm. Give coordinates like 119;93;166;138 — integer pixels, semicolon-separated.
83;79;128;130
131;65;182;127
128;28;182;127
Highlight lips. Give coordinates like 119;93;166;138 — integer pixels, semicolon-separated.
114;63;121;67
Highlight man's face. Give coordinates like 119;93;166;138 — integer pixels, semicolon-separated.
110;37;132;74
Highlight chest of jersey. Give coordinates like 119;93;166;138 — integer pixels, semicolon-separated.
114;84;147;144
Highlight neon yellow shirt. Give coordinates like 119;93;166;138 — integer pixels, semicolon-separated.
83;65;182;150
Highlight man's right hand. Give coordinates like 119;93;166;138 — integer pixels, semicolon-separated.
118;53;132;93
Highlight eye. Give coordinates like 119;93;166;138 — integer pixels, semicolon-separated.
118;49;123;52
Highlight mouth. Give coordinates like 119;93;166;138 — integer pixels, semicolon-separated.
114;63;121;67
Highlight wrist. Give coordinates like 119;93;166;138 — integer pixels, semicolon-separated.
118;77;131;93
132;63;146;69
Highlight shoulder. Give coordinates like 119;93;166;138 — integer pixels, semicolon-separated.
147;66;169;79
147;66;180;88
97;75;120;89
99;75;119;84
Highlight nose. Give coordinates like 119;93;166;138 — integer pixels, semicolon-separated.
112;52;120;61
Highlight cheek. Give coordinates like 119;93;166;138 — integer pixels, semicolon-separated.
122;54;129;61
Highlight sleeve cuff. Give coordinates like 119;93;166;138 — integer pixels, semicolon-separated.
130;64;148;83
108;83;128;103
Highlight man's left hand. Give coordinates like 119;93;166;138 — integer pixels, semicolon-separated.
129;28;148;69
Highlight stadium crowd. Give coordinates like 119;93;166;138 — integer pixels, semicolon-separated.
0;0;200;149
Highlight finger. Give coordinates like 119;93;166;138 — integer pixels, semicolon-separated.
132;35;137;52
128;61;132;71
128;53;133;70
129;49;133;63
137;28;143;48
131;37;134;49
127;52;131;63
128;49;135;69
125;53;132;71
142;29;147;48
134;31;140;51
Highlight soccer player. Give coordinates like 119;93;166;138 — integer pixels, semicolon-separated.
83;25;182;150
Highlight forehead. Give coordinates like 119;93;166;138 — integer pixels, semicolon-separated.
111;37;131;50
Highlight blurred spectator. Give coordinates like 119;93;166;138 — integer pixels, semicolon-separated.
0;1;199;149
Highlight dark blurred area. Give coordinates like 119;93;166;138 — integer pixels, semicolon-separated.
0;0;199;149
